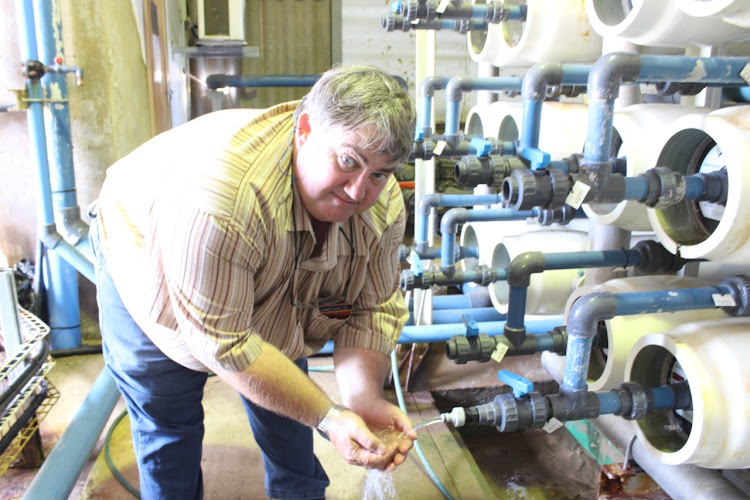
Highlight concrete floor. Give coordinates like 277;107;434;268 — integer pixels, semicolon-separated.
0;343;604;500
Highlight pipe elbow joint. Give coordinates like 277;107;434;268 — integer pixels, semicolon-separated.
446;76;475;102
417;193;441;216
507;251;545;288
566;292;617;340
440;208;468;236
40;223;63;249
588;52;641;100
420;75;448;99
522;63;563;101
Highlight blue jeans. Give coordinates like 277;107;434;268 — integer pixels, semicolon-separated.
90;220;329;500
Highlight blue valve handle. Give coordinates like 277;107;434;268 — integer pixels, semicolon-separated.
461;313;479;337
497;369;534;398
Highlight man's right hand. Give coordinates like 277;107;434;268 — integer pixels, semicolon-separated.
326;409;400;470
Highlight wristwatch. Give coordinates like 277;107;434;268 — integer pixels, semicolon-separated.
316;404;348;439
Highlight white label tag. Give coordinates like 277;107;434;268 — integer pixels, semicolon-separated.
491;343;509;364
543;417;563;434
713;293;737;307
639;83;659;95
699;201;725;221
565;181;591;209
740;63;750;85
433;140;447;156
437;0;451;14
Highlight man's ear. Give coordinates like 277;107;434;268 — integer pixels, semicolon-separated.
295;112;312;147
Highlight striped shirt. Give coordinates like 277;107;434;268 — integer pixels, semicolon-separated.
96;102;409;373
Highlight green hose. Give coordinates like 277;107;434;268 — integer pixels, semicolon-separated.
104;409;140;498
390;349;455;500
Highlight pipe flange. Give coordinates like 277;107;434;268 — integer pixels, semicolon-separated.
619;382;648;420
648;167;687;209
455;156;489;187
446;335;471;364
404;0;435;22
634;240;686;274
528;392;548;429
502;168;536;211
22;60;46;80
547;168;572;209
496;393;519;432
475;265;496;287
477;333;496;363
719;275;750;317
400;271;415;291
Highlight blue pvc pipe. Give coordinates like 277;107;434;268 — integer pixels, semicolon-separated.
417;193;503;246
53;239;95;284
563;286;730;394
638;56;750;85
598;392;622;415
614;286;728;316
440;208;536;269
33;0;78;211
504;249;643;332
419;76;450;136
585;55;750;166
624;175;706;203
407;307;505;325
505;287;528;331
30;0;81;350
316;317;564;353
206;74;319;89
545;249;641;271
584;99;616;164
598;385;677;416
23;369;120;500
520;100;542;150
17;0;82;349
15;0;53;227
445;100;462;137
444;77;523;136
408;292;492;311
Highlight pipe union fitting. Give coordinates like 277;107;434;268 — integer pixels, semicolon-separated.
719;275;750;317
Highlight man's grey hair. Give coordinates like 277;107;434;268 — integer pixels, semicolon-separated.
294;64;416;165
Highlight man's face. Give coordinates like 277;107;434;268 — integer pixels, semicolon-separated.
293;112;400;223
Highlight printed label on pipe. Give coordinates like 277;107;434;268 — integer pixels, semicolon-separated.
741;63;750;85
437;0;451;14
565;181;591;209
639;83;659;95
433;140;447;156
712;294;736;307
543;418;563;434
491;343;509;364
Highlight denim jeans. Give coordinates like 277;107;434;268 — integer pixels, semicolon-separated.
90;219;329;500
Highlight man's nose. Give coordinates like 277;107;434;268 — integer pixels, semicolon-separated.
344;174;368;202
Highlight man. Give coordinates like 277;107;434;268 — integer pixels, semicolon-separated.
90;64;417;499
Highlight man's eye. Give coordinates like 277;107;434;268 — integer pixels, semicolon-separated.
340;155;355;168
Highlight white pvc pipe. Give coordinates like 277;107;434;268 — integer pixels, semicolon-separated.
464;100;524;142
582;104;710;231
647;105;750;265
625;316;750;469
542;275;725;392
677;0;750;28
468;0;602;67
585;0;750;47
